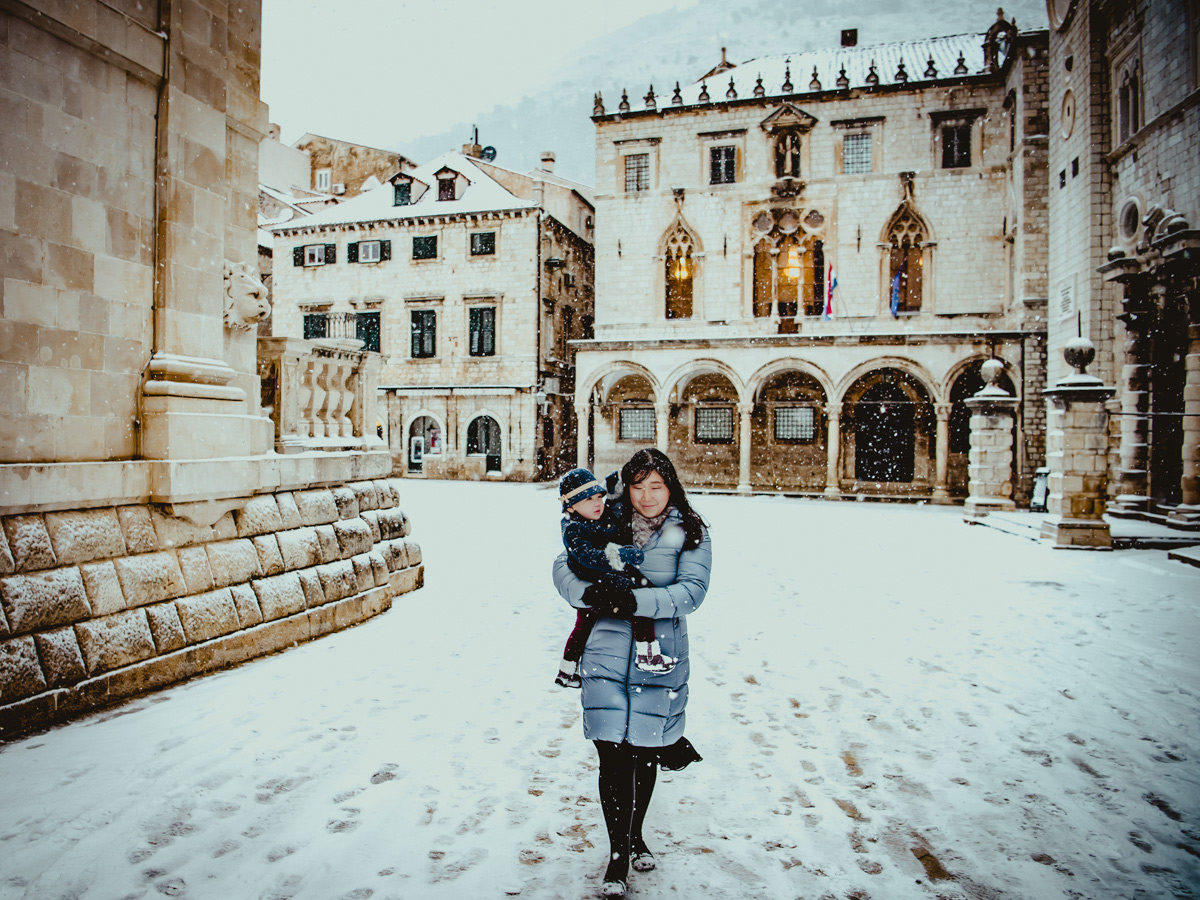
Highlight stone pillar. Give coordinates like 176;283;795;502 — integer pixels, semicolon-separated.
655;402;671;454
1040;338;1117;549
1158;224;1200;526
932;403;952;504
963;362;1018;519
1112;286;1155;513
576;401;589;469
824;405;841;497
737;403;753;492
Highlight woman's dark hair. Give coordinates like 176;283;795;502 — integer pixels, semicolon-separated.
619;448;707;550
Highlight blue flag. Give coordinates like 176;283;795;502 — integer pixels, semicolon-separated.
890;255;907;318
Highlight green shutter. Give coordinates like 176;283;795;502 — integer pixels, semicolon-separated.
324;243;336;263
347;242;359;263
380;239;391;261
293;246;304;266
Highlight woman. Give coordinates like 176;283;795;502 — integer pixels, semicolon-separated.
552;448;712;897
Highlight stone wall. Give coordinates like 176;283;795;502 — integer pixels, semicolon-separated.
294;135;411;197
0;478;422;737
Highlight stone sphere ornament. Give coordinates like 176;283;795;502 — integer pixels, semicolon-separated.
1063;336;1096;376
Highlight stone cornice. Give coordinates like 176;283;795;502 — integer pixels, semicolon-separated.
272;207;534;238
570;329;1040;352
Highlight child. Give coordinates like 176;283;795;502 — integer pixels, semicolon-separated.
555;467;676;688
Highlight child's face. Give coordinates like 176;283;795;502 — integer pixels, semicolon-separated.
569;494;605;521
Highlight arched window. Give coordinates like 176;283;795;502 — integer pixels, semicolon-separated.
466;415;501;472
886;205;927;314
664;223;696;319
751;209;825;324
774;130;802;178
1118;63;1141;143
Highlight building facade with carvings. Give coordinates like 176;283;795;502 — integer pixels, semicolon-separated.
576;13;1050;501
0;0;424;737
1045;0;1200;527
271;149;595;481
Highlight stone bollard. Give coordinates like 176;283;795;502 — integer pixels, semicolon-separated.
1040;337;1117;549
963;360;1019;519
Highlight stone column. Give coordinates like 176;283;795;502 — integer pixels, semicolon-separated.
932;403;952;504
576;400;589;469
1113;285;1155;513
1040;338;1117;549
824;405;841;497
1157;223;1200;526
737;403;753;492
655;402;671;454
963;362;1018;519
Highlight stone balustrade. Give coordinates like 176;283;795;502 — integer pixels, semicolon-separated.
258;338;383;454
0;479;421;737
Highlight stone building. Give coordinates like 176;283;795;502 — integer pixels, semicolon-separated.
1046;0;1200;527
577;12;1050;500
0;0;423;737
271;149;595;481
293;132;416;198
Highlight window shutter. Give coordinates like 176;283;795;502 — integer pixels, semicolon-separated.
469;309;480;355
483;308;495;355
293;246;304;266
324;243;336;263
380;240;391;261
347;242;359;263
411;317;419;357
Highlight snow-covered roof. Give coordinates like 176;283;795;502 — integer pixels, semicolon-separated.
271;152;537;232
616;33;992;114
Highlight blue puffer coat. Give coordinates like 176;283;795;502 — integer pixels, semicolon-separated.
552;508;712;747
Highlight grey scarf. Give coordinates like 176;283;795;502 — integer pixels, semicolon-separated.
631;506;673;548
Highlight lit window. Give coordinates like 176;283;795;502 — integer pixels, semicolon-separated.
664;223;696;319
410;310;436;358
469;306;496;356
470;232;496;256
843;133;872;174
619;407;654;441
941;124;971;168
710;146;736;184
695;407;733;443
315;168;331;191
774;407;816;443
624;154;650;192
412;235;437;260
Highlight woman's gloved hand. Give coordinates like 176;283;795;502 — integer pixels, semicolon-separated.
581;582;638;619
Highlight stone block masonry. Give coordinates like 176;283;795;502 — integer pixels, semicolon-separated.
0;479;423;738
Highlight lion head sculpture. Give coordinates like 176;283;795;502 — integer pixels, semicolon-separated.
223;261;271;331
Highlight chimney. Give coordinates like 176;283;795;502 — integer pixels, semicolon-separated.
461;124;483;159
841;28;858;47
540;151;556;174
268;122;281;141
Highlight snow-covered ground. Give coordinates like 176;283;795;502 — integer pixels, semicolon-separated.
1;481;1197;899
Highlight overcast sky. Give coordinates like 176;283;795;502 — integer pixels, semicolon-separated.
260;0;697;149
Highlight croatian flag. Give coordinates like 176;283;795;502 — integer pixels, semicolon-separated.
824;263;836;320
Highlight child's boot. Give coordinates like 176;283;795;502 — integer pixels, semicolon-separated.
555;659;582;688
635;640;676;674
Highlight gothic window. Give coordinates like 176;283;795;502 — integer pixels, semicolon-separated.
664;222;696;319
750;210;825;321
774;130;802;177
1117;60;1142;143
886;206;926;314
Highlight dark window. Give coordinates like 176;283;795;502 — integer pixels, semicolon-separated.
410;309;436;358
393;182;411;206
303;313;328;339
624;153;649;192
438;177;455;201
470;232;495;256
843;133;872;174
356;311;380;352
695;406;734;443
774;406;816;443
466;416;501;471
619;407;654;441
469;306;496;356
413;235;437;260
941;124;972;168
710;146;736;184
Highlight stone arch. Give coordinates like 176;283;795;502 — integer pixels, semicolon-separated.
581;361;662;405
834;356;941;407
945;357;1020;496
463;410;503;474
747;357;835;405
663;358;747;406
666;367;743;489
840;365;938;490
403;409;446;474
879;195;935;315
748;363;832;491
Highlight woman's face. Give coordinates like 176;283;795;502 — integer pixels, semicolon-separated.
629;470;671;518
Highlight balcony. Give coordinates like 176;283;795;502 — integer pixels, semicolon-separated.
257;337;382;453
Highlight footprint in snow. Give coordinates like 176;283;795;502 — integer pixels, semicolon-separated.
370;764;400;785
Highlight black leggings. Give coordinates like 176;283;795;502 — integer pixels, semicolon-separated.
594;740;658;880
